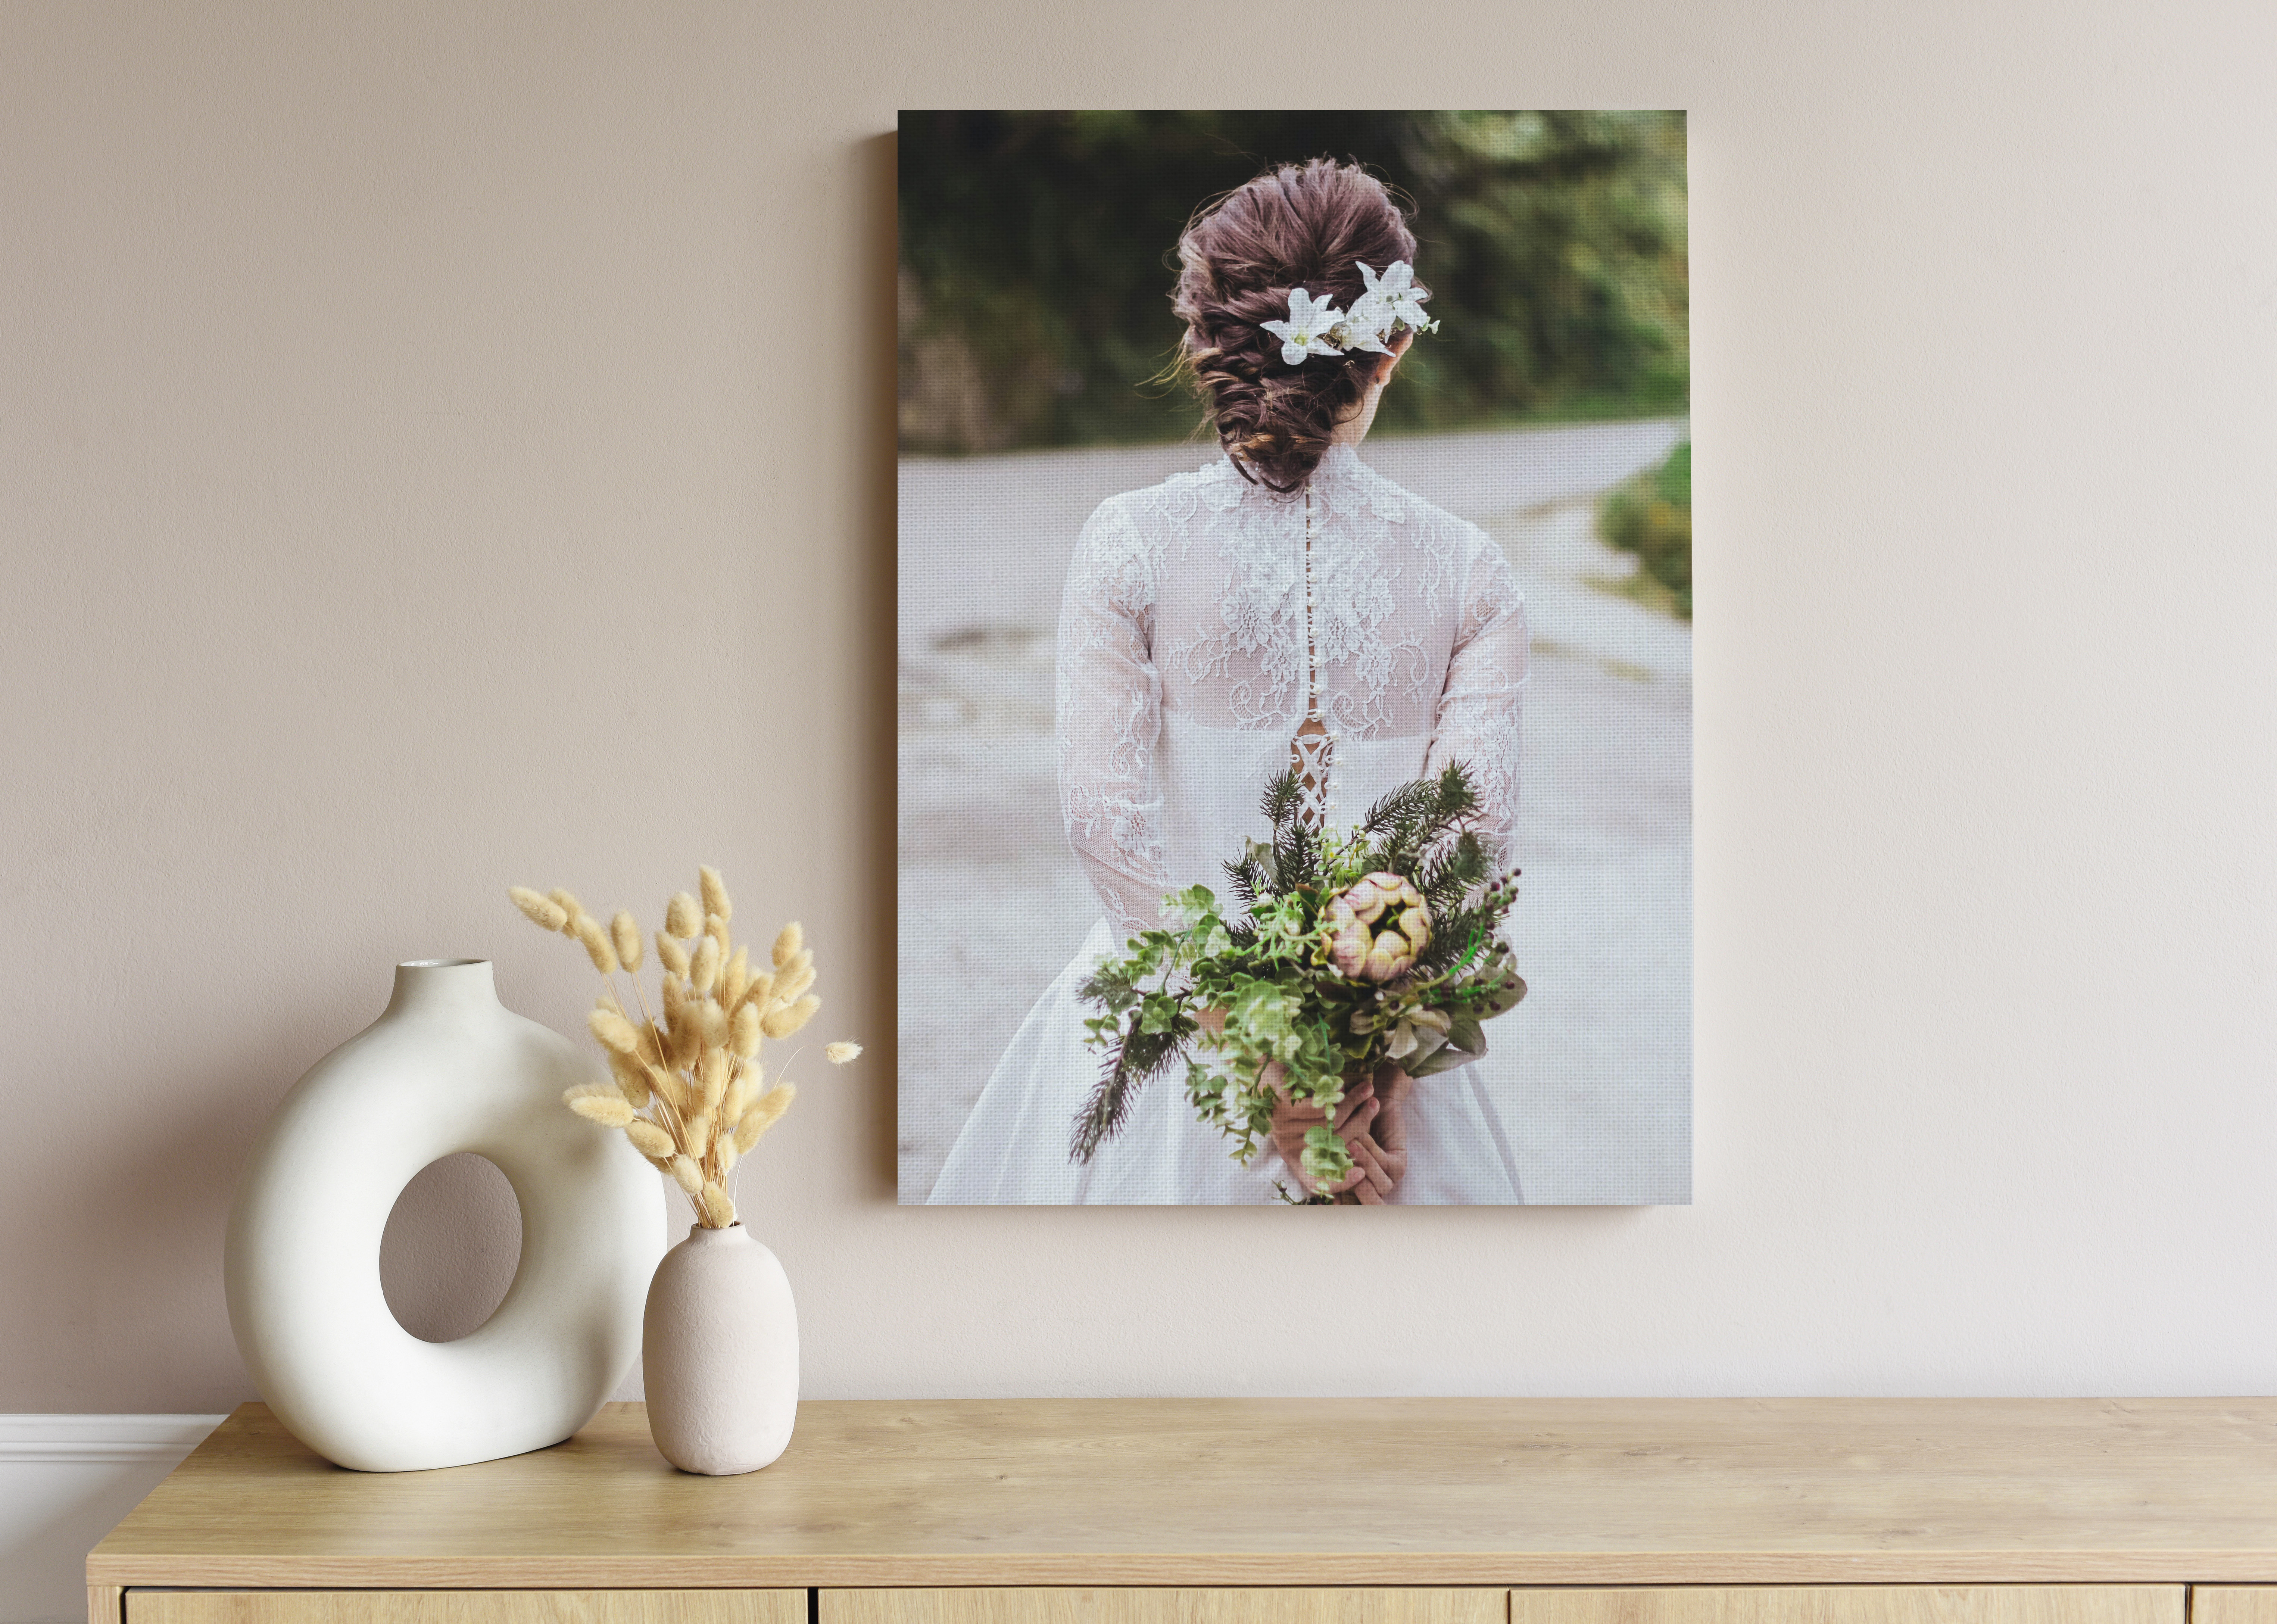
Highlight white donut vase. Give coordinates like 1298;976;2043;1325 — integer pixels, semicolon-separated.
225;959;665;1472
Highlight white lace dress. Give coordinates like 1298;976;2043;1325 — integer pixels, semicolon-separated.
927;443;1530;1204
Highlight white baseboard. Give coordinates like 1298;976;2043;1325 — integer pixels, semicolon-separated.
0;1416;224;1624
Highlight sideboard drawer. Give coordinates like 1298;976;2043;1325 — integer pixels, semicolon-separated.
823;1592;1503;1624
2196;1595;2277;1624
1510;1591;2183;1624
129;1596;805;1624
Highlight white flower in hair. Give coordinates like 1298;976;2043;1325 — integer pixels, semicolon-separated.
1358;260;1432;331
1336;302;1397;356
1261;288;1348;367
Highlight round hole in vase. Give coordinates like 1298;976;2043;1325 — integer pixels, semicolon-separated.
380;1152;524;1344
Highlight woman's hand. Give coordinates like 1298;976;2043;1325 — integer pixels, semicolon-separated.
1264;1061;1412;1204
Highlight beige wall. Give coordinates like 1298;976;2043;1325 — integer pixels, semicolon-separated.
5;0;2276;1412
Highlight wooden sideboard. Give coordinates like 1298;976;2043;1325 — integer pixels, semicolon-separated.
87;1400;2277;1624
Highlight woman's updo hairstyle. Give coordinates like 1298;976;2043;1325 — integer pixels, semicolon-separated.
1174;158;1420;493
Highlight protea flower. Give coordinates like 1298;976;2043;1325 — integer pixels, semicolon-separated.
1323;870;1431;982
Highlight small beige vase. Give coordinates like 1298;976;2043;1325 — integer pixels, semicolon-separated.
641;1223;799;1474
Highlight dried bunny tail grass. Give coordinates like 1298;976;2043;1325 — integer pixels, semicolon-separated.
624;1120;674;1159
572;912;619;975
762;994;820;1040
698;999;730;1050
698;1181;736;1228
739;969;776;1011
589;1008;645;1056
509;886;570;932
611;911;643;972
668;1014;701;1070
682;1113;712;1160
772;921;804;968
690;935;721;995
607;1051;653;1107
825;1041;863;1065
698;1047;731;1112
665;891;703;939
772;961;816;1005
655;932;690;978
716;1134;740;1174
721;1070;756;1123
655;1063;698;1119
699;865;733;925
734;1084;795;1152
731;1001;762;1059
549;890;584;930
723;946;750;1007
568;1092;635;1128
593;988;624;1017
669;1154;704;1194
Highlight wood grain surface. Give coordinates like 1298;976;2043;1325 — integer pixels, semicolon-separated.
823;1592;1503;1624
127;1596;802;1624
1509;1593;2181;1624
85;1399;2277;1587
2190;1593;2277;1624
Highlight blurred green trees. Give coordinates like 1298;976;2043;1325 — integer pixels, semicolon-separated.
1598;441;1692;619
898;111;1687;456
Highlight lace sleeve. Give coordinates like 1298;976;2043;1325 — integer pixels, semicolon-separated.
1055;499;1170;941
1425;530;1528;861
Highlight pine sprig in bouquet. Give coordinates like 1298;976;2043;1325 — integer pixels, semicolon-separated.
1073;761;1526;1193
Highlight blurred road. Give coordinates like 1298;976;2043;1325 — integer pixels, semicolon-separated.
898;420;1692;1203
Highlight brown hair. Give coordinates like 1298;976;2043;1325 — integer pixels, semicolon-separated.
1173;158;1420;493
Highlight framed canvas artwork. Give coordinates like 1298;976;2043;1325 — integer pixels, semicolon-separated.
897;112;1690;1205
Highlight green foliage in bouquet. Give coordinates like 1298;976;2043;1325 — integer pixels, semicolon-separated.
1073;761;1526;1191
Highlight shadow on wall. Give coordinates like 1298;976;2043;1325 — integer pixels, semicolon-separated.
852;130;899;1201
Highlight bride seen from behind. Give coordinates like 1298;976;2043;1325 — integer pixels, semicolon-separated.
927;158;1529;1205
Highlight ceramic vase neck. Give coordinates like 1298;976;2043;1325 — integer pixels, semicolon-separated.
683;1222;751;1246
385;959;500;1019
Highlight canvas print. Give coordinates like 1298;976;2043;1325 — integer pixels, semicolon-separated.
898;112;1690;1204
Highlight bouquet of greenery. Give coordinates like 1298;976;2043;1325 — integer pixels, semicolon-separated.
1072;761;1526;1196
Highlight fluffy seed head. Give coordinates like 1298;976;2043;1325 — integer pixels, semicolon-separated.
656;933;690;977
669;1154;703;1194
625;1120;674;1159
607;1051;653;1107
773;962;816;1004
610;911;643;971
734;1084;795;1152
698;998;729;1050
716;1135;740;1174
723;945;750;1007
722;1071;755;1123
741;969;776;1011
572;912;619;974
762;993;820;1039
772;920;804;968
690;935;721;995
588;1008;644;1056
826;1041;863;1065
567;1091;635;1127
732;1001;762;1058
699;866;732;925
549;889;583;931
699;1047;731;1110
698;1182;736;1227
682;1114;712;1160
665;892;702;939
509;886;570;932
